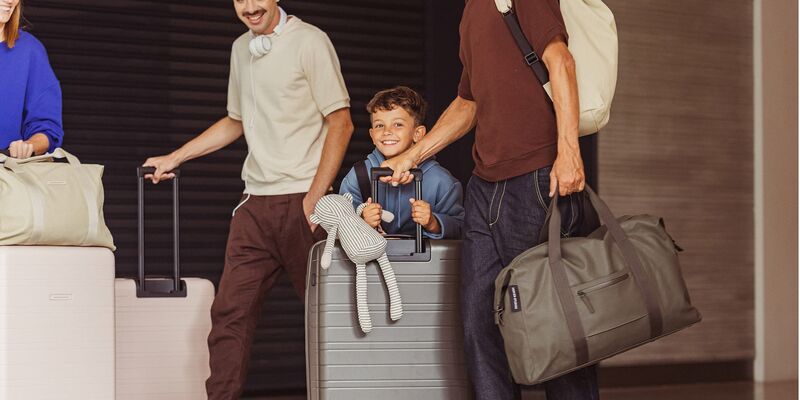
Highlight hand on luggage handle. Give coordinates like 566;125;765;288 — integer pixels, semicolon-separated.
136;166;186;298
369;167;425;254
137;166;181;179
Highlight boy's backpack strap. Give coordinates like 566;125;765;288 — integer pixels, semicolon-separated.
354;160;372;202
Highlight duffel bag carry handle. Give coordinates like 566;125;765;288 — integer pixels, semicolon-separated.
136;166;186;298
547;186;664;366
1;148;81;172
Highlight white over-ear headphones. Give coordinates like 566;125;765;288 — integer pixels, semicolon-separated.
248;6;288;58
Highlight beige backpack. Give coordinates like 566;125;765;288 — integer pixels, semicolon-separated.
494;0;618;136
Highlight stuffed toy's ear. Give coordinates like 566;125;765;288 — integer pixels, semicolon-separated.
343;192;353;202
310;213;322;225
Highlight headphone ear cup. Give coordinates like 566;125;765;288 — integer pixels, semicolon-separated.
249;35;272;57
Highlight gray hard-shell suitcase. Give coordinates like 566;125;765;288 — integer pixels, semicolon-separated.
306;168;472;400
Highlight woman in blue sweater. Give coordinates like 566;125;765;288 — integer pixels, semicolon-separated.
1;0;64;158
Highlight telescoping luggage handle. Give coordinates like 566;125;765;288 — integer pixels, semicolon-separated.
136;166;187;298
369;167;431;261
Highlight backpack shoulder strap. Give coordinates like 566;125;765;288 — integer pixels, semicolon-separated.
353;160;372;202
495;1;550;86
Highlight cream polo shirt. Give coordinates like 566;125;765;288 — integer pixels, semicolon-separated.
227;16;350;195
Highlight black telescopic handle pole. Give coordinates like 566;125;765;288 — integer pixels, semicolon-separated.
369;167;424;253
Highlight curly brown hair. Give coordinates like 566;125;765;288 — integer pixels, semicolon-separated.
366;86;427;126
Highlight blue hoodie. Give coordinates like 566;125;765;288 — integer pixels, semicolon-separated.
0;31;64;152
339;149;465;239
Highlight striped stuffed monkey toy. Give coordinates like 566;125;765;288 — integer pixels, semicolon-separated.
309;193;403;333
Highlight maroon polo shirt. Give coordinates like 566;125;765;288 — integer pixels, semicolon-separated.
458;0;567;181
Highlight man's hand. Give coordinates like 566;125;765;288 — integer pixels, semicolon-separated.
380;152;417;187
303;193;322;233
410;198;439;234
8;140;35;159
361;198;383;229
549;145;585;197
142;153;180;184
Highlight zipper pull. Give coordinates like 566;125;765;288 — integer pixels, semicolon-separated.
578;292;596;314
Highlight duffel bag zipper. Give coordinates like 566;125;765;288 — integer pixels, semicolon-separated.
577;273;630;314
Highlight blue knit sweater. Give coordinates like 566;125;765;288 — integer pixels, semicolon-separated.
0;30;63;152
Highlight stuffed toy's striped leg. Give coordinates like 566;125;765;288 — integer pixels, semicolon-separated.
355;263;373;333
319;224;337;269
377;253;403;321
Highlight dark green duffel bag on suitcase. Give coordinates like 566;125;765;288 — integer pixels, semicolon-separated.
494;187;701;385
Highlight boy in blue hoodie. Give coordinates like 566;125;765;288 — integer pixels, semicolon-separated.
339;86;464;239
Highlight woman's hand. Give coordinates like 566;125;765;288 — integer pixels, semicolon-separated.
9;140;35;159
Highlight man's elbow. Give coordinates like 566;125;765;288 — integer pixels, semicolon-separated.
328;109;354;138
543;39;576;74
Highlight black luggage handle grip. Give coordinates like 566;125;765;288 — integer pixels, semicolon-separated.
369;167;425;254
369;167;423;182
137;166;186;298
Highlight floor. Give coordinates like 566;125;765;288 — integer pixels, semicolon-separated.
525;381;796;400
245;381;797;400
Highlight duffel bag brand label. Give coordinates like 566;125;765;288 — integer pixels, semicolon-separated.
509;285;522;312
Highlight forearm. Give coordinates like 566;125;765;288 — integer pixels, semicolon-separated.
544;44;581;154
308;109;354;199
407;96;477;164
26;133;51;155
172;116;244;164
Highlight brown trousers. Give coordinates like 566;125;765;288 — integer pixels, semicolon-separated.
206;193;326;400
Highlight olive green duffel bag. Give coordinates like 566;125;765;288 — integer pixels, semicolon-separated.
0;148;115;250
494;187;700;385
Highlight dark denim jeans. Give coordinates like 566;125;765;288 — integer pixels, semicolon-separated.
461;166;600;400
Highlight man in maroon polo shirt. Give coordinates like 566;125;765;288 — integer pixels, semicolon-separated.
381;1;599;399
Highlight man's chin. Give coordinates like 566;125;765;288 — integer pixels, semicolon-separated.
240;20;268;34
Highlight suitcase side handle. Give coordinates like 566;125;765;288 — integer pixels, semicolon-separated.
136;166;187;298
369;167;425;255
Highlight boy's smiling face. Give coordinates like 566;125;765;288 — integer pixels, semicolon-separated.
369;106;426;158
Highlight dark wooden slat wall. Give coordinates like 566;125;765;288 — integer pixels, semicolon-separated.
598;1;754;366
25;0;425;395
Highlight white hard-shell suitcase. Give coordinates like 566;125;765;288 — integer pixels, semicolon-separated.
114;167;214;400
0;246;116;399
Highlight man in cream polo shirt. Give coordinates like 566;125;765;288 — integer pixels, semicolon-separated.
143;1;353;398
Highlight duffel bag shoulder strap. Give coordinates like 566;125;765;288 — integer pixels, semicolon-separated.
546;187;665;367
